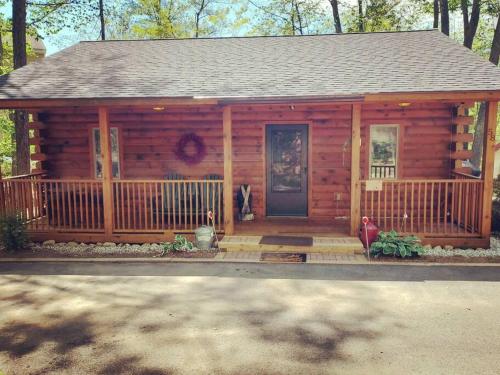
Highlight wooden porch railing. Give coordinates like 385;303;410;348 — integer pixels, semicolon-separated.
112;180;224;233
0;178;104;232
0;177;224;234
361;178;484;236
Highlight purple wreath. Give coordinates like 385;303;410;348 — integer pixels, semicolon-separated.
174;133;207;165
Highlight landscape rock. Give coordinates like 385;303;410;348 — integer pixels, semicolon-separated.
67;242;78;247
102;242;116;247
444;245;453;251
42;240;56;246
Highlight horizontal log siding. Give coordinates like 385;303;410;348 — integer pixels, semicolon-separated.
231;104;352;218
39;102;455;221
360;102;453;180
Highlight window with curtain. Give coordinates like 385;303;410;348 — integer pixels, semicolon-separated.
369;125;398;179
92;128;121;178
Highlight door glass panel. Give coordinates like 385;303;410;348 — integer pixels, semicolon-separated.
271;129;303;192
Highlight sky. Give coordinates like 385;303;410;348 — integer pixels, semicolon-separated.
0;0;483;57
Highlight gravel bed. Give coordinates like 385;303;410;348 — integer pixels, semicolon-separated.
32;241;166;256
0;241;218;258
422;237;500;258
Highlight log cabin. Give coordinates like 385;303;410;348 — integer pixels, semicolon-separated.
0;30;499;250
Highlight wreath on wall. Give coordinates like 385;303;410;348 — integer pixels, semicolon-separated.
174;133;207;165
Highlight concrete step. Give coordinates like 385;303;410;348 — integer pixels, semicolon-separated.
219;235;364;254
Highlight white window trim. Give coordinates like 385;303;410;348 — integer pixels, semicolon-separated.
369;124;399;180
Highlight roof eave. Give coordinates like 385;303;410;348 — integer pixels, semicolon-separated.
0;90;498;109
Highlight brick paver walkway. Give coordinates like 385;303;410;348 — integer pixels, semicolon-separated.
214;251;368;264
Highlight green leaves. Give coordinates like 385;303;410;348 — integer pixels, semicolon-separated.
370;230;423;258
161;235;195;255
0;214;28;253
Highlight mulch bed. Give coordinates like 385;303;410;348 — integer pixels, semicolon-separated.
0;248;219;259
370;255;500;263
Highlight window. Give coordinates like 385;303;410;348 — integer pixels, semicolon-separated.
92;128;121;178
369;125;398;179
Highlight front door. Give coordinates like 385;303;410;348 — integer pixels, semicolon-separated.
266;124;308;216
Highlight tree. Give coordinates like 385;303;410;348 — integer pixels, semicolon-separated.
440;0;450;35
462;0;481;49
248;0;329;36
99;0;105;40
433;0;439;28
12;0;29;175
357;0;364;31
471;14;500;169
329;0;342;33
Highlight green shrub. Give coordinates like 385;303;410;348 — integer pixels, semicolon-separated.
0;214;28;253
492;176;500;234
492;200;500;233
370;230;423;258
161;235;194;255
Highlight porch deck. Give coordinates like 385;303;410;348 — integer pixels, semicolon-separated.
0;173;489;247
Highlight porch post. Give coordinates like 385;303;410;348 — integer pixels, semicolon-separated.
480;101;498;237
350;103;362;236
223;106;234;235
98;107;113;238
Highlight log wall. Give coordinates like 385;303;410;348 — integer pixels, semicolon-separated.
37;102;455;220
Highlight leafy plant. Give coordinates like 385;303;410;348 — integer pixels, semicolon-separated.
161;235;194;255
370;230;423;258
0;214;28;253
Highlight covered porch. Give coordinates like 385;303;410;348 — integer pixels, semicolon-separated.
0;97;498;248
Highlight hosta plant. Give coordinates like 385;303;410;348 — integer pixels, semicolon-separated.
161;235;195;256
370;230;423;258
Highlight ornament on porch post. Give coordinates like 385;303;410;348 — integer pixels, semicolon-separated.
237;184;254;221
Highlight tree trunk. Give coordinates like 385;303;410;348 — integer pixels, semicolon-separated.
329;0;342;33
357;0;364;32
471;103;486;169
433;0;439;29
440;0;449;35
99;0;106;40
12;0;30;176
462;0;480;49
490;15;500;66
294;1;304;35
471;16;500;169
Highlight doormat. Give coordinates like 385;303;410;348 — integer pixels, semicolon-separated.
261;252;307;263
259;235;313;247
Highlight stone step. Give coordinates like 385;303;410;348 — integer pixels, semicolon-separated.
219;235;364;254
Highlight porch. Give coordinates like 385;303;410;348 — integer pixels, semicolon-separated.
0;99;497;249
0;171;488;247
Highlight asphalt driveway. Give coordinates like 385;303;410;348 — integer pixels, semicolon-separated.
1;262;500;374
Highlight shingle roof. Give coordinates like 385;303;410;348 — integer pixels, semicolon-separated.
0;30;499;101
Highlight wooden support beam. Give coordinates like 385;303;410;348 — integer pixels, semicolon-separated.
450;150;473;160
452;116;474;126
452;133;474;143
350;103;362;236
30;153;48;161
98;107;114;237
27;121;47;130
480;101;498;238
223;106;234;235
